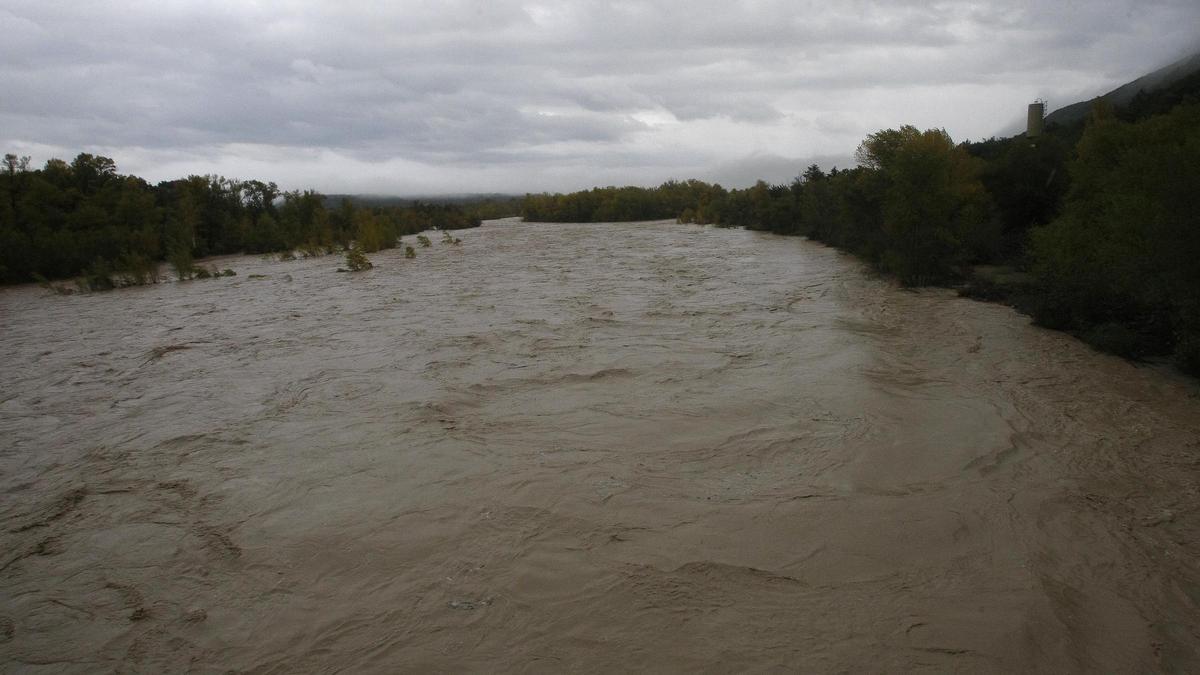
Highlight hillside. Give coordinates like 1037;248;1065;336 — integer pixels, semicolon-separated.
1045;51;1200;127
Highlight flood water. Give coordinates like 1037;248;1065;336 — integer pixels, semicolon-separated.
2;218;1199;672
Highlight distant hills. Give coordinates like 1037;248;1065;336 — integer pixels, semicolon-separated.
1044;51;1200;127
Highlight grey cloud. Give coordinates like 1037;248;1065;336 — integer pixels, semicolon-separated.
2;1;1198;193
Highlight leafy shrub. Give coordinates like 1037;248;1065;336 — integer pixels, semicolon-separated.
299;241;325;258
345;247;373;271
417;235;431;247
168;246;194;281
404;245;416;258
354;210;393;252
75;258;116;292
115;252;159;286
33;272;75;295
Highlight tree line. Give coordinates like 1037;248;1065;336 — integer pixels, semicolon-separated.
0;157;479;286
519;83;1200;374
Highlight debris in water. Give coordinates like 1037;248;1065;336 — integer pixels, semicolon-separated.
146;344;192;362
448;598;493;611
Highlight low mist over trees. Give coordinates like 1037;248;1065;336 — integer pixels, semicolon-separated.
0;159;480;284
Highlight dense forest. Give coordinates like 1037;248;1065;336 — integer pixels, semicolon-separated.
519;77;1200;374
0;159;479;288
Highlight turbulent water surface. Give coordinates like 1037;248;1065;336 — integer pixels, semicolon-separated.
2;219;1200;672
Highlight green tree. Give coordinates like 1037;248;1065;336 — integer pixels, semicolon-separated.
1031;102;1200;368
858;127;997;284
70;153;117;195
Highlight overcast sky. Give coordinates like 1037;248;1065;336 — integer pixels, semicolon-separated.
2;1;1198;194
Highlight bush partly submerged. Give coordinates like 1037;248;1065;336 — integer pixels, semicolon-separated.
344;247;373;272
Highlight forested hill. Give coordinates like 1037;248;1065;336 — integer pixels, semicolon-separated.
1044;51;1200;128
0;160;479;286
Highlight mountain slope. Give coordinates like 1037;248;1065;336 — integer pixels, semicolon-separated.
1044;51;1200;127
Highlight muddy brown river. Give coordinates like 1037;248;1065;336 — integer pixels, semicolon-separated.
2;219;1199;672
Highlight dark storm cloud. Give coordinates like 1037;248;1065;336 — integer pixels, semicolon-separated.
2;1;1197;193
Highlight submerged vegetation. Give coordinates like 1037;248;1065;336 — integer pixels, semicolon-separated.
518;85;1200;374
344;247;373;272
